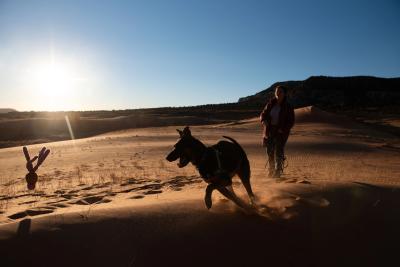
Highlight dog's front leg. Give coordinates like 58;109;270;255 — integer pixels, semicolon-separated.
205;184;217;209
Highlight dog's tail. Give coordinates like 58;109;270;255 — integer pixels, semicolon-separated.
222;136;251;180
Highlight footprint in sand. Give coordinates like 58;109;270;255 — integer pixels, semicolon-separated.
129;195;145;199
120;179;138;186
167;181;185;191
118;176;201;196
118;188;135;193
8;212;29;220
45;199;71;208
70;195;112;205
93;182;111;189
49;203;70;208
164;175;202;191
61;193;78;200
119;183;163;194
8;207;55;220
19;200;38;205
119;178;157;191
81;186;94;191
26;207;56;216
140;184;163;191
170;187;182;191
144;190;163;195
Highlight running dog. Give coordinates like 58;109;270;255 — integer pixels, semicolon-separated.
166;126;255;209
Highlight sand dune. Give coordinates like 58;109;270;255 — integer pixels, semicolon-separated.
1;182;400;267
1;106;399;266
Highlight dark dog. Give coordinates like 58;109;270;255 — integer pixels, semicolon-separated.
166;126;255;209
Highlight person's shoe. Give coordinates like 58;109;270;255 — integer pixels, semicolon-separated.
273;169;282;178
268;168;275;178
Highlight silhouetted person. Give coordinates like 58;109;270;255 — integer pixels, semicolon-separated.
260;85;295;178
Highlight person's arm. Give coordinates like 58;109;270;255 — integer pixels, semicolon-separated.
280;105;295;134
259;103;269;123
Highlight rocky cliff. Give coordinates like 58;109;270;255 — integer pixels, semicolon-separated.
238;76;400;109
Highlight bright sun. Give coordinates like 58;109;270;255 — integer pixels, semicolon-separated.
29;61;79;110
33;63;73;98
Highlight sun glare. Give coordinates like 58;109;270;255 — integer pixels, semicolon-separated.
27;60;83;111
33;63;73;97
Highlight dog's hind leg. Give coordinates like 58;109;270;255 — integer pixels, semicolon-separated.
205;184;246;210
226;185;243;203
216;186;248;210
237;165;255;204
242;179;255;205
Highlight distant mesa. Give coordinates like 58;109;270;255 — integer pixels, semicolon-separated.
0;108;17;114
238;75;400;109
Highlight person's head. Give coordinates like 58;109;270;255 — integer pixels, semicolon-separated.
275;85;287;103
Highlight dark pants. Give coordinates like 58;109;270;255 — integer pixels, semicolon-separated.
265;126;286;173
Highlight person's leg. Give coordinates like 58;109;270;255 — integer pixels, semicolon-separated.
266;135;275;177
274;135;286;178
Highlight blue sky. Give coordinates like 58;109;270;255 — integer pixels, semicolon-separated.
0;0;399;111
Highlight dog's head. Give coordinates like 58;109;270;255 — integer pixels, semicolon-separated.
166;126;198;168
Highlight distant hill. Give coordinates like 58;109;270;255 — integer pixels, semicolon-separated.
0;108;17;114
0;75;399;148
238;76;400;109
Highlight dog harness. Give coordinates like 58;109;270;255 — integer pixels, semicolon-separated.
214;148;223;171
203;148;227;184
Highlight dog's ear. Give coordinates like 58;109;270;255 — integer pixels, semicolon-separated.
176;129;184;137
183;126;191;136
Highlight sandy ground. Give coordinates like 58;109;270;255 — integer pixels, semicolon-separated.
0;106;400;266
